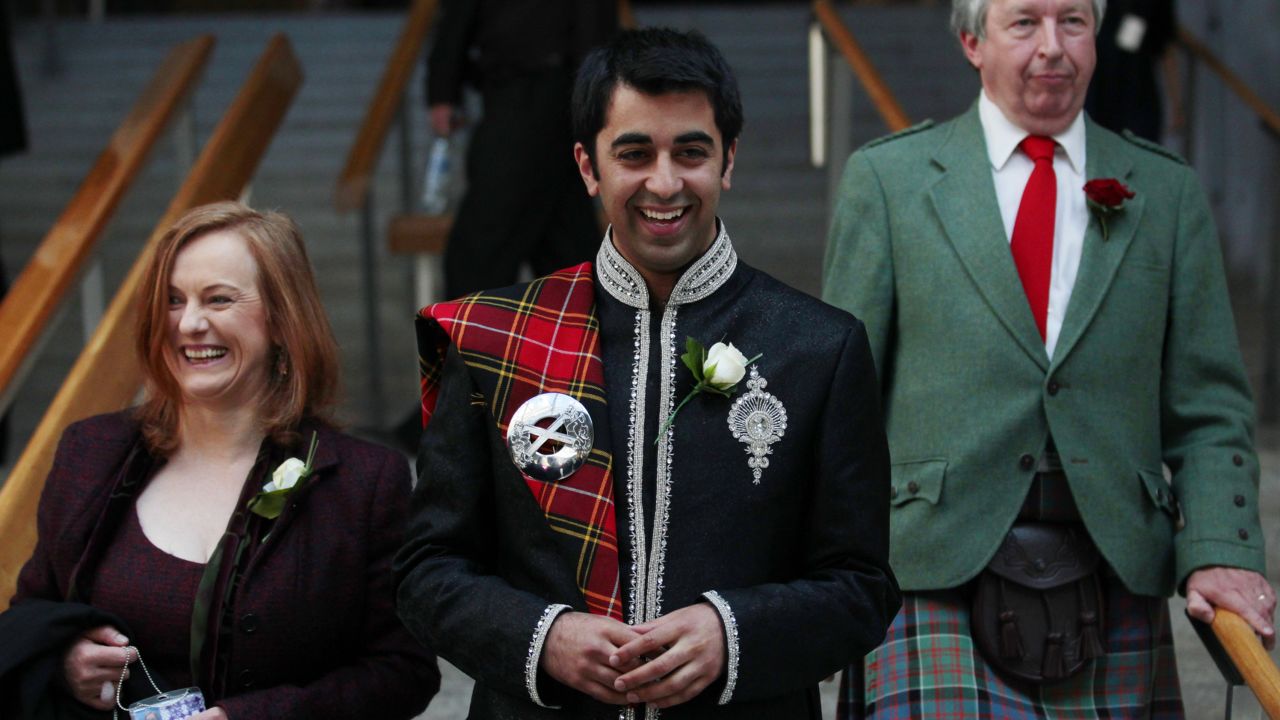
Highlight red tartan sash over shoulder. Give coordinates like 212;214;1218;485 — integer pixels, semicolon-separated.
415;263;622;620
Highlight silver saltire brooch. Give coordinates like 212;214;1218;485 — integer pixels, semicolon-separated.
507;392;594;481
727;366;787;484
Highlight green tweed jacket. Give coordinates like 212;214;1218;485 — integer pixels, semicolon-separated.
822;103;1264;597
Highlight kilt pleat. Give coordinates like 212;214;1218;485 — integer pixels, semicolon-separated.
840;577;1184;719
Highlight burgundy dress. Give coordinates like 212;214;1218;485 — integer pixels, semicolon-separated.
89;507;205;691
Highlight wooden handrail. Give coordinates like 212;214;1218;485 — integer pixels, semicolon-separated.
1212;609;1280;717
0;34;303;611
618;0;636;30
0;35;214;414
1176;26;1280;139
812;0;912;133
334;0;438;213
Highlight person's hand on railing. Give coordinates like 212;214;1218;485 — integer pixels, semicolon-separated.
62;626;131;710
429;102;465;138
1187;566;1276;650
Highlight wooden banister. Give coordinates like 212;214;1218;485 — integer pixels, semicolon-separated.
1212;609;1280;717
1176;26;1280;138
334;0;438;213
0;34;303;611
813;0;912;133
0;35;214;414
619;0;636;30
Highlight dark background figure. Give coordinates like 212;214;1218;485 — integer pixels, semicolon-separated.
0;3;29;467
425;0;617;298
397;0;618;452
1085;0;1177;143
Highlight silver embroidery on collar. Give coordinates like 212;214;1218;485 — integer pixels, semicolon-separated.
668;224;737;305
598;235;649;309
727;366;788;484
595;222;737;310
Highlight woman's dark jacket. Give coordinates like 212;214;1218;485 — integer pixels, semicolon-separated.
9;411;439;719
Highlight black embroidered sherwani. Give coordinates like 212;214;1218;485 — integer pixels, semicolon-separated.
396;226;900;718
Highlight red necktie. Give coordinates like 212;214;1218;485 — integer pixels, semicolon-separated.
1011;135;1057;341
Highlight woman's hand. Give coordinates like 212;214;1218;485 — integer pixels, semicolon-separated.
62;626;132;710
189;708;229;719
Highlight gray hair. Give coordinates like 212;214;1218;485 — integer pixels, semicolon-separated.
951;0;1107;38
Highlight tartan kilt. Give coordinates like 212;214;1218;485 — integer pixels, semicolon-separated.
839;576;1184;719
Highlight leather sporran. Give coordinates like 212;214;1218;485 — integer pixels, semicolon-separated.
971;522;1106;684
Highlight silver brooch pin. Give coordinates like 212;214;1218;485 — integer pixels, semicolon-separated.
727;367;787;484
506;392;594;481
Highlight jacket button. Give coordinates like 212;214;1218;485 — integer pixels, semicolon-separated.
1019;454;1035;471
1233;454;1244;467
240;613;258;634
1046;380;1060;396
1156;488;1165;502
239;669;256;688
907;481;920;495
1239;528;1250;541
1235;495;1247;507
890;486;899;500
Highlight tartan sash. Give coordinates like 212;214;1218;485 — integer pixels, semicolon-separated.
416;262;622;620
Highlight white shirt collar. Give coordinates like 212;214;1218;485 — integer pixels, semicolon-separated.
977;90;1086;175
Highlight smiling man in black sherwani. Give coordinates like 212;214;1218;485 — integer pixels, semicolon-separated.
395;28;900;719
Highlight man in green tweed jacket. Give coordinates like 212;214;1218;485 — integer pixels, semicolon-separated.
823;0;1272;716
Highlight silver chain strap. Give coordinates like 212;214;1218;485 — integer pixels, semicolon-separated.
112;645;162;720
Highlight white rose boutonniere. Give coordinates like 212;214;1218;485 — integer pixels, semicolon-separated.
704;341;748;389
249;431;319;520
657;337;761;442
264;457;307;493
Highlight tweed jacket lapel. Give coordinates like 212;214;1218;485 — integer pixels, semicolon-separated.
1050;119;1145;369
928;105;1050;371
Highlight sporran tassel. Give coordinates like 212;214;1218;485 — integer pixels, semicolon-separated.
1042;632;1066;680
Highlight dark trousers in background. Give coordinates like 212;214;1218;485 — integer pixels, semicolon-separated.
444;68;599;298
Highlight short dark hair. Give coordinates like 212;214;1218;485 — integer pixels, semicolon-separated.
572;27;743;174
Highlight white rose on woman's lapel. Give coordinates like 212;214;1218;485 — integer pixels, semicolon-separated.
264;457;307;493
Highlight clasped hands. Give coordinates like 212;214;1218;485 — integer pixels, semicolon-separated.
541;604;725;708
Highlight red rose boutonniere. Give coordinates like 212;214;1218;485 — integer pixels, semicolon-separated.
1083;178;1135;241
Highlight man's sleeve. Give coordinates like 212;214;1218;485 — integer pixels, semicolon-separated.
394;345;570;707
702;322;901;704
1160;167;1266;585
822;150;896;385
425;0;480;106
